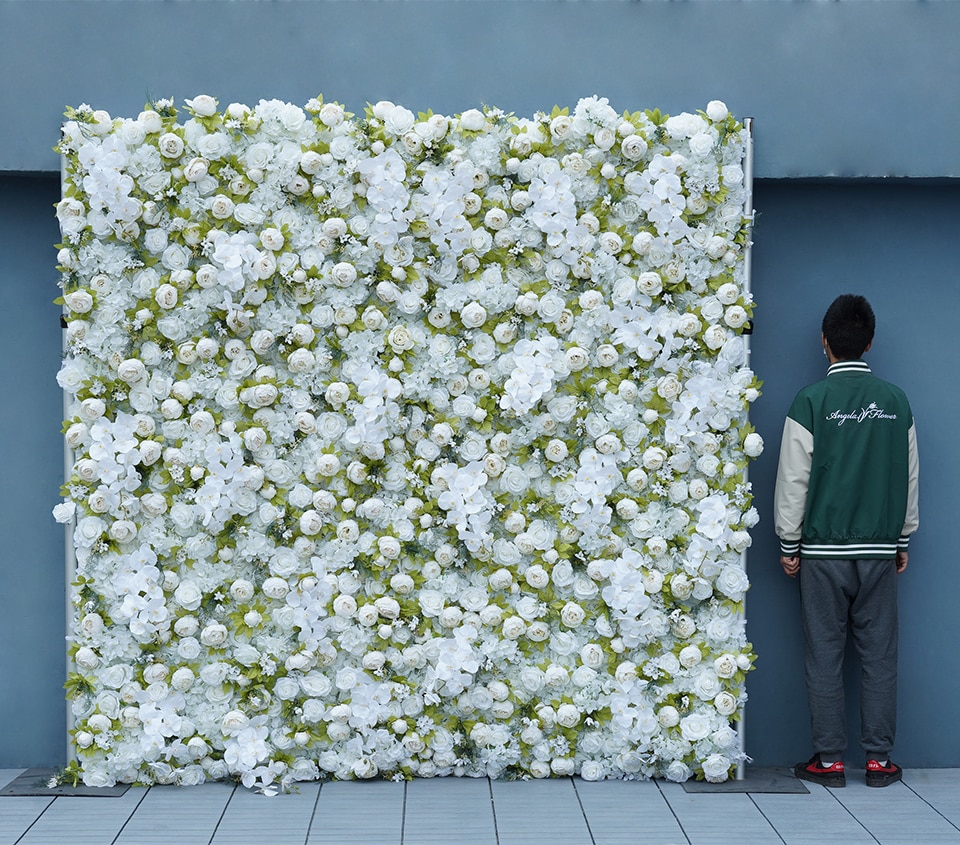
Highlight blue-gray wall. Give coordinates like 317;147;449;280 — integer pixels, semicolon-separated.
3;0;960;177
2;0;959;769
0;175;67;767
747;180;960;768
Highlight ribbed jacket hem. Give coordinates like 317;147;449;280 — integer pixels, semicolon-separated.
799;540;901;560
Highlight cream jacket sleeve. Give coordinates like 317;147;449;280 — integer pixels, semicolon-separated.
773;417;813;557
900;421;920;545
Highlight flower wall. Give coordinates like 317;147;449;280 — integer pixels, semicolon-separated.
55;94;761;791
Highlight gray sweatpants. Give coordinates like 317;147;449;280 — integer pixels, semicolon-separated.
799;558;899;759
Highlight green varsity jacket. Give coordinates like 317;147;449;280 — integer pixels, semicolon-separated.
774;360;919;560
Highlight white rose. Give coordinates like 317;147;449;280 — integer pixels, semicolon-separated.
716;565;750;600
112;362;150;394
694;670;722;701
706;100;729;122
300;510;324;535
185;94;218;117
703;324;728;350
333;594;357;618
502;616;526;639
319;102;345;126
183;156;210;183
537;292;566;323
556;703;581;729
566;347;590;371
544;439;569;463
63;290;95;315
376;597;401;620
109;519;136;544
593;126;616;151
240;383;278;409
688;478;710;500
330;262;357;287
743;432;764;457
171;667;195;692
621;134;649;161
387;325;414;352
724;305;749;329
459;108;486;131
658;705;680;728
595;344;619;368
377;536;401;560
702;753;732;784
722;164;744;186
200;623;228;647
229;579;255;602
580;643;605;669
560;602;585;627
679;645;703;669
460;302;487;328
174;581;203;610
731;530;752;553
524;565;550;590
261;577;288;600
598;232;623;255
714;654;738;679
336;519;359;542
287;348;315;373
209;195;235;220
626;468;648;490
635;270;662;297
642;446;667;470
158;132;184;158
671;573;694;600
174;616;199;638
680;713;712;742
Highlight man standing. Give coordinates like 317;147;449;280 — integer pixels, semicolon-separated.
774;294;919;788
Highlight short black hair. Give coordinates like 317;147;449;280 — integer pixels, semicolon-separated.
821;294;875;360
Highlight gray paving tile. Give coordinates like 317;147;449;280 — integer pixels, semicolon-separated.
574;779;688;844
403;777;496;845
574;779;687;845
904;769;960;828
5;768;960;845
490;779;593;845
113;782;236;845
212;781;320;844
657;783;780;845
15;787;148;845
306;780;404;845
751;786;877;845
0;795;56;845
833;780;960;845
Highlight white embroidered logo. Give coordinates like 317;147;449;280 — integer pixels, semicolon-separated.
826;402;898;426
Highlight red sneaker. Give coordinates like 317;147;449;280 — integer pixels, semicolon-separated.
866;759;902;788
794;754;846;788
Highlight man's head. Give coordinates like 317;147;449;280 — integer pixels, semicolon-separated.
821;294;875;360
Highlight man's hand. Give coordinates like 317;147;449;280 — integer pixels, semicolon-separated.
780;555;800;578
896;550;909;574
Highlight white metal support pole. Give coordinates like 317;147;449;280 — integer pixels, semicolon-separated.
62;143;77;765
736;117;756;781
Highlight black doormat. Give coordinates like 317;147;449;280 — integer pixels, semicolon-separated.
682;767;809;794
0;768;130;797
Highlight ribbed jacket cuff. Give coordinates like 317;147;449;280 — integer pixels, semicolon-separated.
897;535;911;550
779;538;800;556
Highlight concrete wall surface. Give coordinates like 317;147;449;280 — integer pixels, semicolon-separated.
2;173;959;769
2;0;960;177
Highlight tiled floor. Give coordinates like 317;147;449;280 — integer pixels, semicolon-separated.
2;767;959;845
